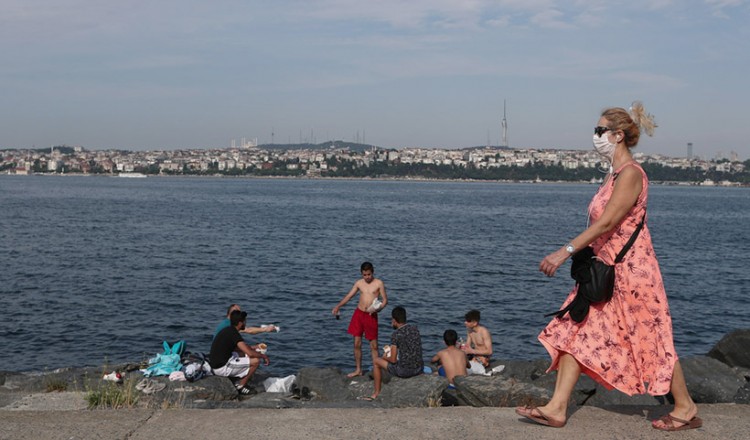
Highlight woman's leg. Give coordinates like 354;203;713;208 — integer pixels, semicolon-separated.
518;352;580;423
652;360;699;429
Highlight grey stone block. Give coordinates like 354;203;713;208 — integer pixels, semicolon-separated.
708;329;750;369
682;355;746;403
453;375;551;407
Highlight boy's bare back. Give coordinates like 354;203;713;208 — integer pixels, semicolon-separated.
436;347;468;384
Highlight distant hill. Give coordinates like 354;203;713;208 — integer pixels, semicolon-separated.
257;142;515;152
258;141;379;153
0;146;79;154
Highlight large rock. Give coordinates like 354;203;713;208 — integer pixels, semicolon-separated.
734;382;750;404
1;367;105;393
0;371;21;389
681;355;746;403
373;374;448;407
496;358;597;406
343;372;449;407
296;367;354;402
164;376;239;405
453;375;551;407
584;384;666;407
529;370;598;405
708;329;750;369
498;358;550;382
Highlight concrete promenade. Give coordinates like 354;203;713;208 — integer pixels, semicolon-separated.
2;403;749;440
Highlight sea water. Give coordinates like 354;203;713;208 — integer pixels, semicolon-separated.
1;175;748;375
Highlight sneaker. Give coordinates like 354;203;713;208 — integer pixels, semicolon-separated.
236;385;257;396
103;371;123;383
490;365;506;375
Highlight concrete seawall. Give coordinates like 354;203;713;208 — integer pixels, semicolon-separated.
2;404;750;440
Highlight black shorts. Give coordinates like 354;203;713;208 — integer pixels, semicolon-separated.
387;363;422;378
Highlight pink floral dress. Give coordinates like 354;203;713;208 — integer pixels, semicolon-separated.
539;161;677;396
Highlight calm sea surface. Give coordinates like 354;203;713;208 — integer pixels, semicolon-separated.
1;175;748;375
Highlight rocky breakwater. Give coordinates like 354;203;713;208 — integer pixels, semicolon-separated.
1;329;749;410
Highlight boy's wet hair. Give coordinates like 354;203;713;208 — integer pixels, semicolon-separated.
361;261;374;272
226;303;239;315
392;306;407;324
465;309;481;322
444;329;458;346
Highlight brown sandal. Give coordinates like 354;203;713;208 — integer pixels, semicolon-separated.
652;414;703;431
517;406;566;428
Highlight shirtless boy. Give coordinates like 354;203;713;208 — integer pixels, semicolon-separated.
332;261;388;378
431;329;468;386
463;309;493;367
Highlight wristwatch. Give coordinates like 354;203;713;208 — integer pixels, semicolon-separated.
565;243;575;254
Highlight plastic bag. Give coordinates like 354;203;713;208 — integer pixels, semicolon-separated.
367;298;382;313
263;374;296;393
468;360;490;376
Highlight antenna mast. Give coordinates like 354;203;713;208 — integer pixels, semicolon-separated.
501;99;508;147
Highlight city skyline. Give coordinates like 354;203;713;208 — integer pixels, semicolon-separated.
2;1;749;159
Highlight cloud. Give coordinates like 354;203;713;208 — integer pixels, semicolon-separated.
704;0;746;18
530;8;576;30
286;0;566;31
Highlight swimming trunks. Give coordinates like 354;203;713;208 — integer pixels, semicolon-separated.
347;308;378;341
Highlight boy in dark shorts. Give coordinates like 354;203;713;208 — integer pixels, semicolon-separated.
332;261;388;378
368;306;424;400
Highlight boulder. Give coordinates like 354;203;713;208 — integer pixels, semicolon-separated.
498;358;550;382
681;355;746;403
584;384;665;407
0;371;20;389
373;374;448;407
235;392;307;409
165;376;239;405
529;370;597;405
342;372;448;407
296;367;354;402
453;375;551;407
708;329;750;369
496;358;597;405
1;367;104;393
734;382;750;404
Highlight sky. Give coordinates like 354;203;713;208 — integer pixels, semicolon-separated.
1;1;749;160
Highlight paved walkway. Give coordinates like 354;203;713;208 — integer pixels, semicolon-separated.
1;404;748;440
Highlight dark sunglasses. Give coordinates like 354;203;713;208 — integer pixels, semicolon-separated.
594;126;612;136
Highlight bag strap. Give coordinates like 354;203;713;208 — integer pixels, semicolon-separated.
614;208;646;264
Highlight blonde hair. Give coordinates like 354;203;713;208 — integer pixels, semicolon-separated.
601;101;657;148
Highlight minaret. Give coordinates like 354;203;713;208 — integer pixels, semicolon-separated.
501;99;508;148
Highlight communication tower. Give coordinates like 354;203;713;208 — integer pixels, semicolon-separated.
501;100;508;148
687;142;693;159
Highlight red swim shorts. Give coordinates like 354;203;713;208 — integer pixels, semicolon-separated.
347;308;378;341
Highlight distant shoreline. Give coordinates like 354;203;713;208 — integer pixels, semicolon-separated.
3;172;748;187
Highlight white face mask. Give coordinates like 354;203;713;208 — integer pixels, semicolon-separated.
593;133;616;162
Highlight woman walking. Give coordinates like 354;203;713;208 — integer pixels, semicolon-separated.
517;102;701;431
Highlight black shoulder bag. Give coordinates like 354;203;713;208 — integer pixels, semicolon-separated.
547;209;646;323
